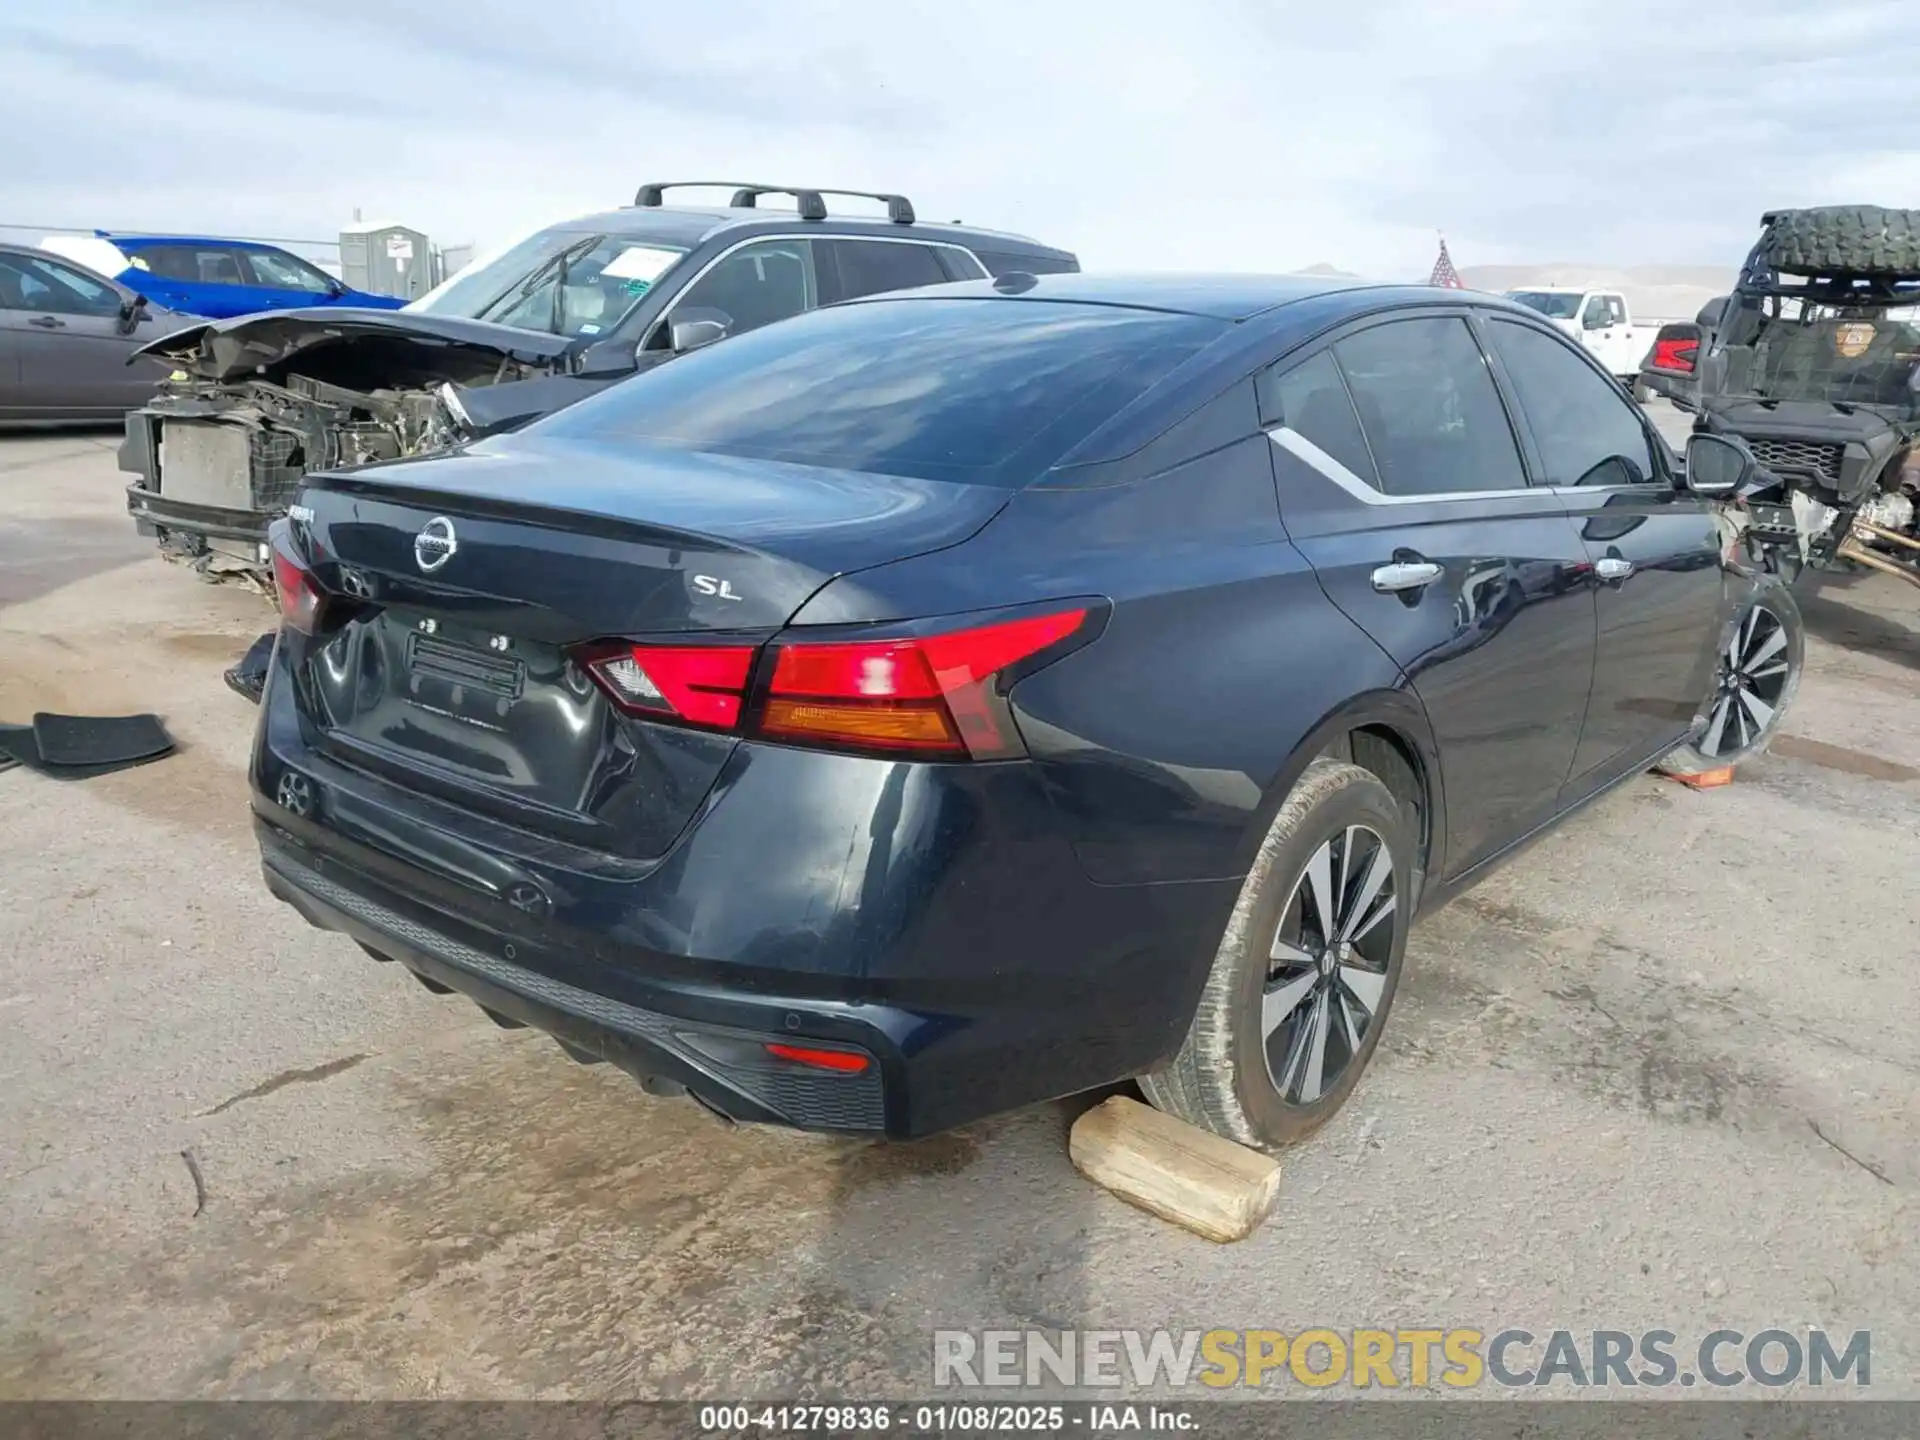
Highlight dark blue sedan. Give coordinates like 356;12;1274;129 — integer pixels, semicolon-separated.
249;273;1802;1148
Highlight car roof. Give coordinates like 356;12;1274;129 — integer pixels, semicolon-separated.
837;271;1387;320
546;205;1072;258
103;233;267;249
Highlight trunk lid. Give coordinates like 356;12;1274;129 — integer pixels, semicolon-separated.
291;435;1009;859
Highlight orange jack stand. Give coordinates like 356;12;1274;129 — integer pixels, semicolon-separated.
1659;766;1735;790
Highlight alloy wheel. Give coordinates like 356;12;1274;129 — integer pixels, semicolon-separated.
1262;824;1396;1106
1699;602;1791;759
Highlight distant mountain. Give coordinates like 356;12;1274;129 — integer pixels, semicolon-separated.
1292;262;1363;277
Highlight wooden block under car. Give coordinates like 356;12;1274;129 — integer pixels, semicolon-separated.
1068;1094;1282;1243
1658;765;1736;789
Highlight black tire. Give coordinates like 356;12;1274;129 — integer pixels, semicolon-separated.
1760;206;1920;275
1662;576;1804;774
1140;759;1413;1151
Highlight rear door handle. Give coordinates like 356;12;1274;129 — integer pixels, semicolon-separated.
29;315;63;329
1596;556;1634;581
1371;561;1444;593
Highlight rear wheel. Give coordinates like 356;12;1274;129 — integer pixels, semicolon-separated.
1662;577;1804;773
1141;759;1413;1151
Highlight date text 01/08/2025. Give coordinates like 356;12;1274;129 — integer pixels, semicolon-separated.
697;1403;1192;1433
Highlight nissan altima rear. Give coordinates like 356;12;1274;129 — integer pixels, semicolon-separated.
251;289;1237;1137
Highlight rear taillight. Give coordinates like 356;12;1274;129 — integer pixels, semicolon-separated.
575;605;1095;760
1652;337;1698;373
763;610;1088;759
270;527;327;634
584;644;756;728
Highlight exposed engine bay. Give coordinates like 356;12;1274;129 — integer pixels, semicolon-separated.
120;308;585;582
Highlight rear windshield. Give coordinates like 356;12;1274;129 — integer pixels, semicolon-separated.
535;298;1224;485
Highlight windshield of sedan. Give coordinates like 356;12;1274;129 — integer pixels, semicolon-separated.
407;228;687;338
534;297;1225;486
1505;291;1583;319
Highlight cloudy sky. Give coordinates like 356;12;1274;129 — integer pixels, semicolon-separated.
4;0;1918;279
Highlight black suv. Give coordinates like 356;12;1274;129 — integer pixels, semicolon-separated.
120;182;1077;579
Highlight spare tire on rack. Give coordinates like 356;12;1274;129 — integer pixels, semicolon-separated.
1759;205;1920;274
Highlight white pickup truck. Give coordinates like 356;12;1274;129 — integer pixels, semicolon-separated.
1501;287;1648;381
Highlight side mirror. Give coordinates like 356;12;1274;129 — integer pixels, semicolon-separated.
1583;310;1611;331
669;307;732;354
576;337;640;377
1684;433;1752;496
116;292;149;334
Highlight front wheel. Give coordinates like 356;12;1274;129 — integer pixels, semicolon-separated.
1141;759;1413;1151
1662;577;1804;773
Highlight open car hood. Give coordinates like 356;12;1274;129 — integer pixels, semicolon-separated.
136;307;578;382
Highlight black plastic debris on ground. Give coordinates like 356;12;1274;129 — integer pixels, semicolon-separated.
224;632;276;706
0;713;174;780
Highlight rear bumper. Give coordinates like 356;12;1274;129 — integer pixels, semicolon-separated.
261;833;888;1130
1637;368;1697;408
251;636;1236;1138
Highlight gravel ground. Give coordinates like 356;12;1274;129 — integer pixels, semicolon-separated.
0;420;1914;1401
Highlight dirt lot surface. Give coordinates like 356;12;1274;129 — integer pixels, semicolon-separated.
1;423;1914;1400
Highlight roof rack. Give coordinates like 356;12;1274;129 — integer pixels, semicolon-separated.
631;182;915;225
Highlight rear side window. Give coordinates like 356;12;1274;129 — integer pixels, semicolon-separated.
829;240;950;300
1486;320;1659;486
1333;317;1528;497
540;298;1224;487
1259;351;1378;484
134;245;244;285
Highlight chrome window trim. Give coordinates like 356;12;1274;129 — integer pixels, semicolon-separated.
651;230;987;340
1268;425;1546;505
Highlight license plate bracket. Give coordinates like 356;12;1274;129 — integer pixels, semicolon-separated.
405;631;526;701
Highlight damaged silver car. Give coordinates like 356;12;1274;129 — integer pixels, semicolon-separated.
119;182;1079;579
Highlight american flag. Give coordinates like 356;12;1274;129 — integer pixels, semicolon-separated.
1429;236;1464;289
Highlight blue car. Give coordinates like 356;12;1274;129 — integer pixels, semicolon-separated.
39;232;404;320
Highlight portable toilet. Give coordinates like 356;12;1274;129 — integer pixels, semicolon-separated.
339;221;433;300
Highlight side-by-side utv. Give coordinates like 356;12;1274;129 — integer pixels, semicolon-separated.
1695;205;1920;588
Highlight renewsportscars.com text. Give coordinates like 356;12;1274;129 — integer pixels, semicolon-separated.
932;1327;1871;1390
